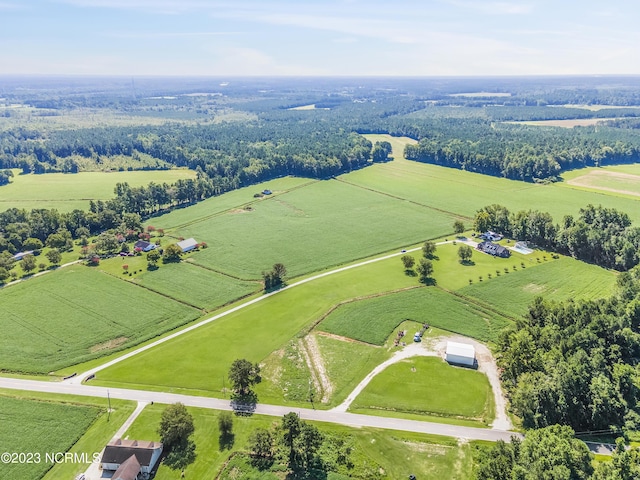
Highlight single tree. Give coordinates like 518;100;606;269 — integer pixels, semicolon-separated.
272;262;287;282
281;412;302;468
422;241;437;259
21;254;37;274
401;255;415;270
158;403;195;450
228;359;261;395
458;244;473;263
416;258;434;283
46;248;62;265
296;423;323;470
248;428;274;469
147;249;161;267
453;220;465;235
163;244;182;263
23;237;44;251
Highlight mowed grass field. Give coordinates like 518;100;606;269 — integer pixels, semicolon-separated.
318;286;511;344
358;135;640;224
171;179;457;279
459;256;616;318
563;166;640;198
0;169;195;212
350;357;494;426
0;396;100;480
0;266;200;373
123;403;473;480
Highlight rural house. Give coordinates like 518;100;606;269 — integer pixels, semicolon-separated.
133;240;156;252
100;438;163;478
177;237;198;252
476;241;511;258
445;341;476;367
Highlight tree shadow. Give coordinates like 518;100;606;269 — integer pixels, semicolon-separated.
404;269;417;277
459;260;475;266
420;277;437;286
231;391;258;416
163;439;196;471
218;432;235;451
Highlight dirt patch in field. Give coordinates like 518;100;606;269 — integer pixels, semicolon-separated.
229;207;253;214
300;335;334;403
567;170;640;197
316;331;378;346
522;283;546;294
90;336;128;353
402;441;451;455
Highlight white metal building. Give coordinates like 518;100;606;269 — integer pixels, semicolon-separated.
176;237;198;252
445;341;476;366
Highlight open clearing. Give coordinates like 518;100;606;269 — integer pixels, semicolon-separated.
565;169;640;197
0;266;200;373
0;396;100;480
0;169;195;212
506;118;620;127
123;402;473;480
350;357;493;425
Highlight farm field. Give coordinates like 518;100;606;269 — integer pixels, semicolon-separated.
506;118;618;127
0;169;195;212
173;178;456;279
0;396;100;480
0;266;200;373
90;251;424;398
318;286;511;345
459;257;617;318
562;167;640;197
357;135;640;224
123;402;473;479
350;357;494;426
134;262;259;311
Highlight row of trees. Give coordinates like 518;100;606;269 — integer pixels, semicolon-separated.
474;203;640;270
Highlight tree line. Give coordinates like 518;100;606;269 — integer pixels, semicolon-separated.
473;203;640;271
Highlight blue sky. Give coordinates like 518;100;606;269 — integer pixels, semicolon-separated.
1;0;638;76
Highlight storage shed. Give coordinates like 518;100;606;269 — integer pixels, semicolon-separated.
445;341;476;367
177;237;198;252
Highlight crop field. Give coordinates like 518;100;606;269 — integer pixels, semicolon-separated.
134;262;259;311
459;257;616;318
506;118;617;127
123;403;473;480
91;252;423;397
0;266;200;373
350;357;493;425
0;396;99;480
0;169;195;212
357;135;640;224
318;286;511;345
173;179;456;278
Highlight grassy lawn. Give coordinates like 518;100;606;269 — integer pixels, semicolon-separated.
0;169;195;212
318;286;512;345
0;395;101;480
356;135;640;224
350;357;494;426
91;251;422;398
123;403;473;480
168;178;456;279
459;256;617;318
0;265;200;373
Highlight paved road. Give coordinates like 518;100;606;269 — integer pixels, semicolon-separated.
0;377;519;443
67;243;436;384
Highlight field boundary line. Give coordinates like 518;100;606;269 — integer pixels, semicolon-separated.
184;258;261;282
335;177;472;220
438;287;518;322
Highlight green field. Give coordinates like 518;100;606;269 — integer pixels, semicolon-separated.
350;356;494;425
0;169;195;212
123;403;473;479
134;262;259;311
166;179;457;279
0;396;100;480
318;286;511;344
91;252;422;398
0;266;200;373
358;135;640;224
459;257;616;318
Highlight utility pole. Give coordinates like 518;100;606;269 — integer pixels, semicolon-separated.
107;390;111;422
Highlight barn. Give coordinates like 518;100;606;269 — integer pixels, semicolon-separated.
177;237;198;253
445;341;476;367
